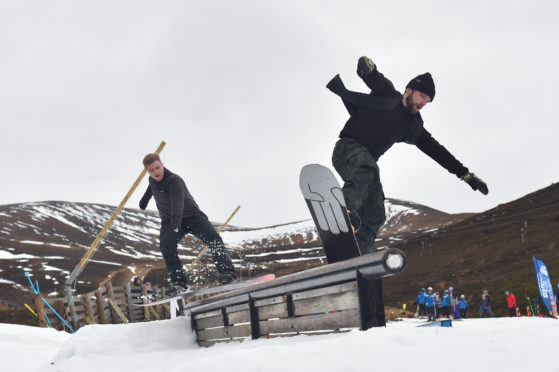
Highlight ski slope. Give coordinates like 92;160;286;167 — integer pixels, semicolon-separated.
1;316;557;372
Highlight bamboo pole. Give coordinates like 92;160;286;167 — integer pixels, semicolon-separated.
65;141;166;328
76;140;166;269
187;205;240;270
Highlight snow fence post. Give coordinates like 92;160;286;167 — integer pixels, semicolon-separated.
249;295;260;339
95;289;106;324
34;294;47;328
356;270;386;329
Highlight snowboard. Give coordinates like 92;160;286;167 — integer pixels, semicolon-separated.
299;164;361;264
134;273;275;307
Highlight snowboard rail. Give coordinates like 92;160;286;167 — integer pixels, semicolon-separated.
186;248;407;346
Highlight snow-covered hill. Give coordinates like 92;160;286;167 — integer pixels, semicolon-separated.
0;198;469;321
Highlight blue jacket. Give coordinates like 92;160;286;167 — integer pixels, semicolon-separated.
425;293;435;308
442;294;450;306
459;299;469;310
417;291;425;304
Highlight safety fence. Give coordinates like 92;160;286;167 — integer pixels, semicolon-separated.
33;282;172;332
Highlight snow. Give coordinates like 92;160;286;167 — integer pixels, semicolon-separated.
1;317;557;372
18;240;45;245
221;220;317;247
0;250;39;260
29;205;87;233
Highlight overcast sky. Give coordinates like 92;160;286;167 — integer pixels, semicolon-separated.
1;0;558;227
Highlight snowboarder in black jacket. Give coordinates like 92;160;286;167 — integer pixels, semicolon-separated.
139;153;236;296
328;56;488;253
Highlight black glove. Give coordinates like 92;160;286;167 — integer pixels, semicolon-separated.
139;193;151;210
357;56;376;80
139;199;148;210
461;173;489;195
173;226;184;243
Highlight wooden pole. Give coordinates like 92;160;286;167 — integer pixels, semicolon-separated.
95;289;106;324
84;293;95;324
108;298;129;324
188;205;240;269
56;299;66;331
77;140;166;269
34;295;47;328
106;282;116;324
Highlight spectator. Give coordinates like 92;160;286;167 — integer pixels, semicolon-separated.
458;294;469;318
416;288;426;318
449;287;460;319
556;284;559;313
425;287;436;321
480;290;494;318
441;289;451;318
435;291;443;319
505;290;518;317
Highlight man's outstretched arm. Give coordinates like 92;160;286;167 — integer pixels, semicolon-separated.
357;56;399;97
415;129;489;195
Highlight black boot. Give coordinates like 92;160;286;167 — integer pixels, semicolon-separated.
164;283;189;297
218;271;236;285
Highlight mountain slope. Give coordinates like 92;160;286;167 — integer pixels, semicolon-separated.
2;182;558;324
382;182;559;317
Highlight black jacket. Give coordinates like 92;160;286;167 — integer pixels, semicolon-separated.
327;71;469;178
140;168;203;227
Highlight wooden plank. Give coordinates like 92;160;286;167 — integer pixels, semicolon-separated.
293;291;358;317
75;313;86;321
193;309;222;320
198;338;245;348
148;306;160;320
195;315;224;330
227;310;250;325
108;298;129;324
197;324;251;341
254;295;286;307
261;329;352;339
126;283;135;323
185;248;406;314
292;282;357;301
260;309;360;335
258;302;288;321
113;298;127;306
226;303;250;313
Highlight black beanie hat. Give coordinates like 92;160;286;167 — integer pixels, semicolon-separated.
406;72;435;101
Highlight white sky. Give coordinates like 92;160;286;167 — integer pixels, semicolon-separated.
1;0;558;227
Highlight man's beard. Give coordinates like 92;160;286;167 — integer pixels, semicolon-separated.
405;95;417;115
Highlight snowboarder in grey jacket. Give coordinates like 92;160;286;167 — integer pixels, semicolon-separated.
139;153;236;296
328;57;488;253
